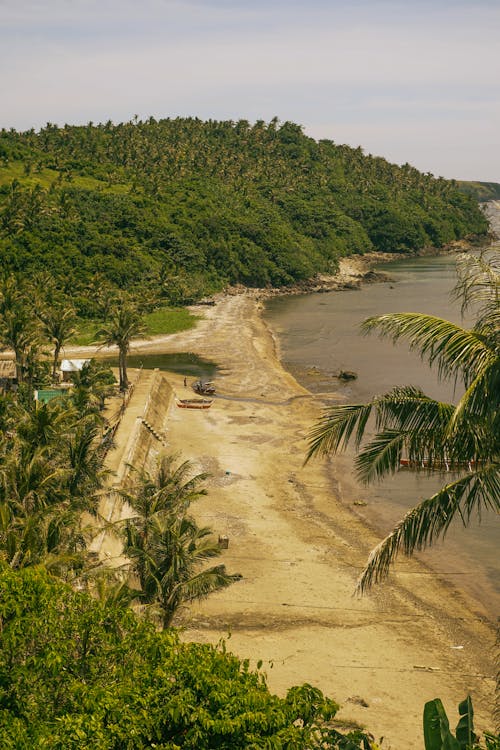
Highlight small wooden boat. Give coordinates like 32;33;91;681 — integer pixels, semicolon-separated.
177;399;213;410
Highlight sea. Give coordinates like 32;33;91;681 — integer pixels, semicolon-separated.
264;215;499;621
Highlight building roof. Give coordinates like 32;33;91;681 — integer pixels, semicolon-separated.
0;360;16;379
60;359;90;372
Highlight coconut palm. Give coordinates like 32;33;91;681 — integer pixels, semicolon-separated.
0;276;40;383
97;301;146;391
68;359;116;415
0;498;89;574
65;419;108;509
120;456;240;628
306;251;500;592
37;304;76;382
119;454;209;521
0;397;107;575
124;514;240;628
16;399;73;455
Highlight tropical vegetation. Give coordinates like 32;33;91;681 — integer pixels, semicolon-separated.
0;389;108;575
423;696;498;750
1;565;497;748
0;118;488;314
97;298;146;390
0;118;497;747
117;456;242;628
0;564;369;749
458;181;500;203
307;250;500;591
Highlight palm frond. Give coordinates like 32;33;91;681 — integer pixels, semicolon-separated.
372;386;455;433
355;430;406;484
305;403;373;462
453;251;500;331
356;464;500;592
361;313;496;386
452;358;500;428
175;565;241;605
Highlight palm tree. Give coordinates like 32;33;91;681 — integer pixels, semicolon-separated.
120;454;209;520
37;304;76;382
0;276;40;383
97;301;146;391
68;359;116;415
306;251;500;592
0;397;107;576
66;419;108;509
120;456;241;628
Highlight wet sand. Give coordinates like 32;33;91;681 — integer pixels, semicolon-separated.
65;275;497;748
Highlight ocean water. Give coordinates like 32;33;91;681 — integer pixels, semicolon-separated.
264;251;499;620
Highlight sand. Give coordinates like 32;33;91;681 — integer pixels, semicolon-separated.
64;278;497;749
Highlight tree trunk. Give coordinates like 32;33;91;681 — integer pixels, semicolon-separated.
14;348;24;383
119;346;128;391
52;343;61;382
162;604;175;630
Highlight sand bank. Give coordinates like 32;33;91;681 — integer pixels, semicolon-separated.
64;279;496;748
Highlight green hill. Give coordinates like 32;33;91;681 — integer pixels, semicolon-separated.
0;118;488;312
458;180;500;203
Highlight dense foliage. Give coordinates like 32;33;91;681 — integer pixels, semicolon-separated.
458;181;500;203
0;565;376;749
119;456;242;629
0;367;113;573
0;118;488;310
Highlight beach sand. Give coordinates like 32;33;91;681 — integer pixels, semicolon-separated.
66;280;497;748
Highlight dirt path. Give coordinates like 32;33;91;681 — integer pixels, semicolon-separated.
65;293;496;748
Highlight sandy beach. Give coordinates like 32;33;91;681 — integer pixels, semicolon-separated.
65;270;497;749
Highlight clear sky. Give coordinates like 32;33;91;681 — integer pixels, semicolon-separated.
1;0;499;181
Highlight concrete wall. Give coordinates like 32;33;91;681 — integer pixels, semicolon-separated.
122;371;173;481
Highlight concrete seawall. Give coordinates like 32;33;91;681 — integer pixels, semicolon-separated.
91;368;174;560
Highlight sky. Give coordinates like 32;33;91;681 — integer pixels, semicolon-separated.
1;0;499;182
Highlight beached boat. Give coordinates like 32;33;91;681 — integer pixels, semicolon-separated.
177;399;213;410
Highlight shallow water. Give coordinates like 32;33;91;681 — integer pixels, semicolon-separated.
102;352;218;379
265;252;499;619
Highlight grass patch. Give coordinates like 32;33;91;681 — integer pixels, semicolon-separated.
0;162;131;194
143;306;200;336
0;163;60;189
69;307;200;346
70;319;103;346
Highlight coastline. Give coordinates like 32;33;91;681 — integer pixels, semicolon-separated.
76;292;495;749
54;248;497;746
222;237;489;301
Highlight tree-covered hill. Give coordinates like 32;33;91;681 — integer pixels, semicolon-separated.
0;118;488;311
458;181;500;203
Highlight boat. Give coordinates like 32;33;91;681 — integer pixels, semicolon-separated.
177;399;213;410
399;458;476;471
192;380;216;396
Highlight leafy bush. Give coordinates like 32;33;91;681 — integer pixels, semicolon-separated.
0;565;375;749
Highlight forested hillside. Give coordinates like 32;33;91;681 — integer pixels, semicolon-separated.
0;118;488;312
458;180;500;203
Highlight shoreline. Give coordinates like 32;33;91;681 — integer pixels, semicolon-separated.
81;292;496;748
25;248;498;746
221;237;490;301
